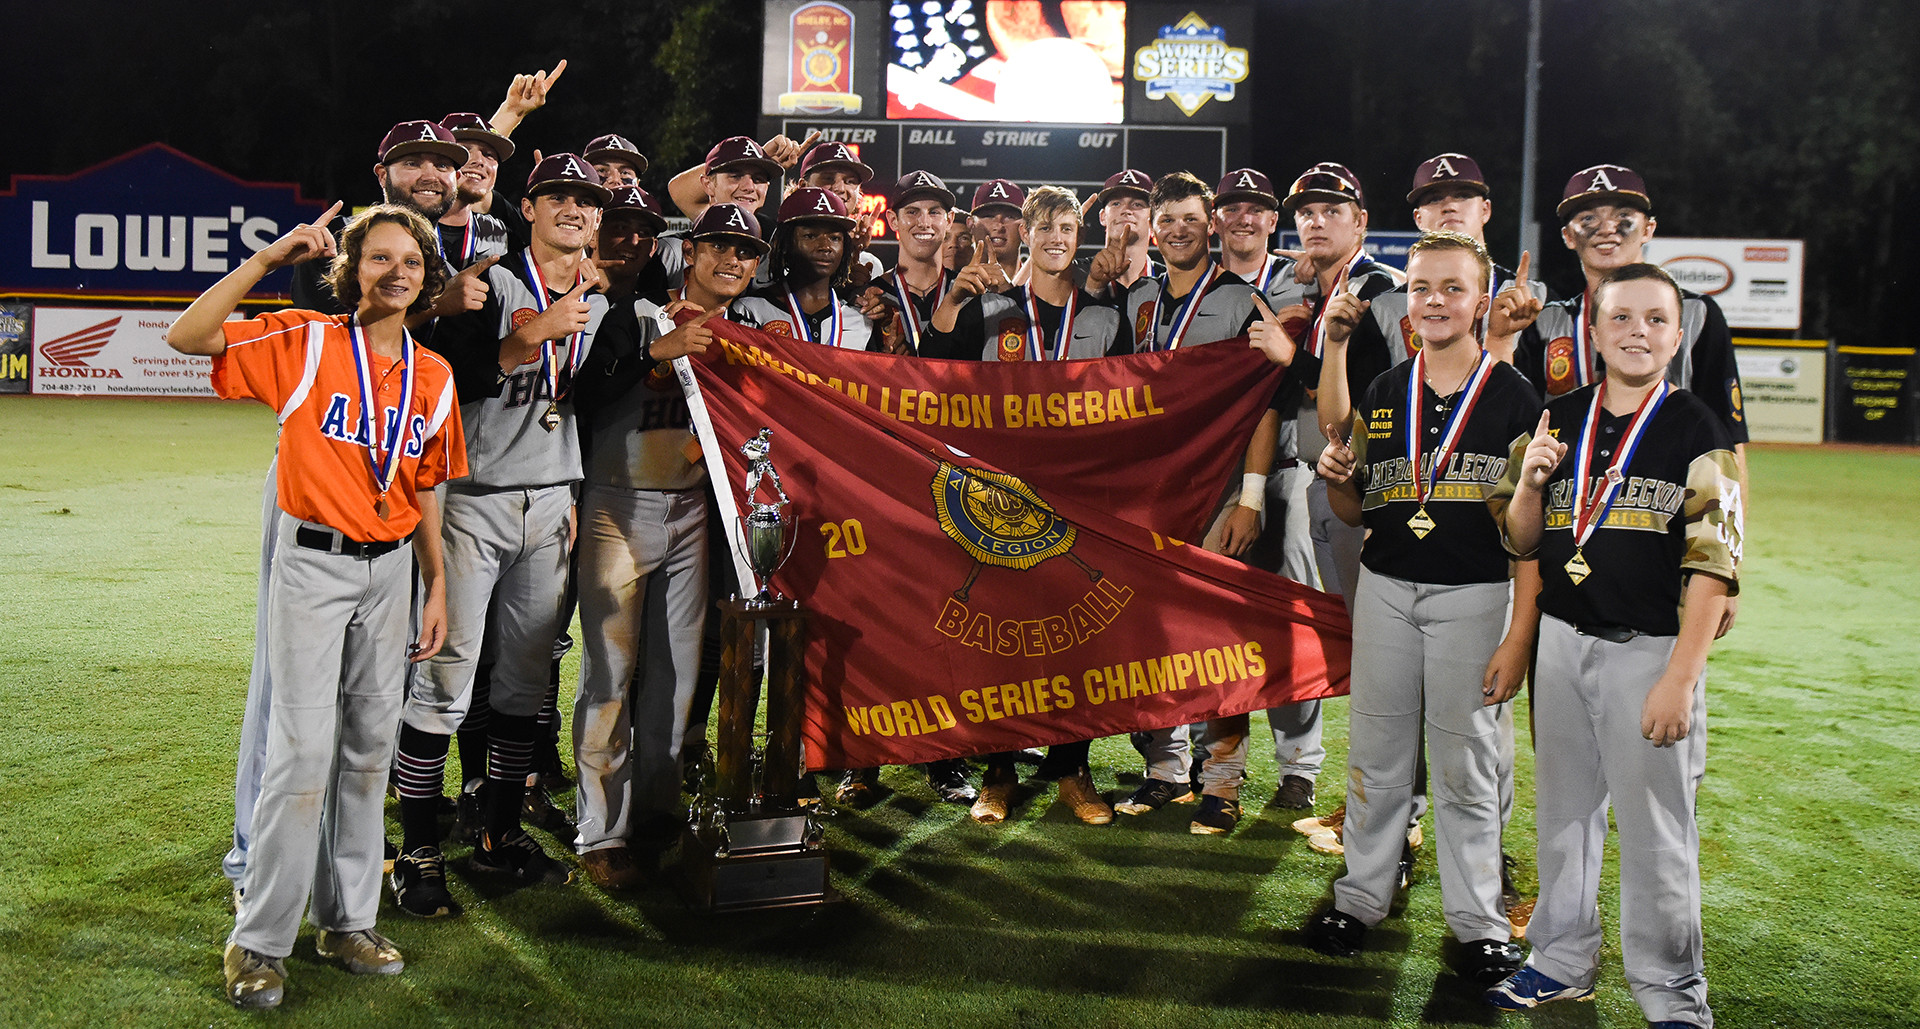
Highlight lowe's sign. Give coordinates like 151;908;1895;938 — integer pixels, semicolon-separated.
1;143;324;299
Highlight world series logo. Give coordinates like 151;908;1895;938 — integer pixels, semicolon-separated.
1130;13;1249;117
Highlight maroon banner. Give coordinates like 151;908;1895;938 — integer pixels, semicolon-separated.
679;320;1350;769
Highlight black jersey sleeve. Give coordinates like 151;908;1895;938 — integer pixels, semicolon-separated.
425;285;508;403
919;294;984;360
569;302;659;418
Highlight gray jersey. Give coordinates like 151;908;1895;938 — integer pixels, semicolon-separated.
580;299;708;492
1117;266;1259;354
731;291;876;351
929;287;1121;361
427;248;608;489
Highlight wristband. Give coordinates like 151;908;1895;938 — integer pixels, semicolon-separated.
1238;472;1267;513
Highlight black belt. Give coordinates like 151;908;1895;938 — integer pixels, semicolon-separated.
1572;622;1642;644
295;525;406;559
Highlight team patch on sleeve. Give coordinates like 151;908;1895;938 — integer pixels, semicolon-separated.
1728;379;1744;422
1134;301;1155;342
996;318;1025;361
510;308;538;331
1545;337;1577;395
1399;315;1422;353
765;320;795;338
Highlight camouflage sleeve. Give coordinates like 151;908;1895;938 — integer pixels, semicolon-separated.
1490;430;1534;558
1681;447;1743;594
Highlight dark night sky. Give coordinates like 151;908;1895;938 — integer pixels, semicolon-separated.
11;0;1915;342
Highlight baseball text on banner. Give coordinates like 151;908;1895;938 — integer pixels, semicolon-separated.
677;318;1350;770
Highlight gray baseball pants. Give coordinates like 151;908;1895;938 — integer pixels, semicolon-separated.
230;513;411;958
1524;614;1712;1027
1333;568;1511;943
405;484;573;732
573;486;709;852
224;458;279;886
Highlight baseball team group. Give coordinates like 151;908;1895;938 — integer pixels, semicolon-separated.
160;62;1745;1026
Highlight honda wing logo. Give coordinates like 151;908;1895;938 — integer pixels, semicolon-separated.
39;316;125;379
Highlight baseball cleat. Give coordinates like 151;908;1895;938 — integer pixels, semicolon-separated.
1304;908;1367;957
1273;774;1316;810
1113;778;1196;815
1055;768;1113;825
1189;795;1240;835
1455;938;1526;986
1484;966;1595;1009
472;828;573;885
315;928;405;975
390;846;461;918
223;942;286;1009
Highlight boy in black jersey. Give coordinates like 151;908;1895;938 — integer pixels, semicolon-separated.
1304;232;1538;987
1487;264;1740;1029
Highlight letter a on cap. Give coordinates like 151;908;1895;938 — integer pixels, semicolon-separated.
1587;167;1616;191
989;182;1009;198
1234;170;1256;188
416;123;438;141
813;193;834;213
1432;156;1458;177
724;206;751;230
562;156;589;178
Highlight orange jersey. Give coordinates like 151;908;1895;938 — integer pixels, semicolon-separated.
214;310;468;541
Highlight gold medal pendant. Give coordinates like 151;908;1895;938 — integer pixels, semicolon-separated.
375;496;392;520
1407;506;1437;539
540;403;561;432
1565;548;1592;585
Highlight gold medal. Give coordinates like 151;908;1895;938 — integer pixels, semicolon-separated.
1564;548;1591;585
1407;506;1437;539
375;495;392;520
540;403;561;432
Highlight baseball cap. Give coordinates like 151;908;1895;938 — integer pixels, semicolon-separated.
1407;153;1489;205
377;120;471;167
688;202;769;256
1283;162;1365;212
524;153;612;205
891;170;956;210
970;179;1025;217
705;136;782;179
800;141;874;184
604;185;668;232
1215;168;1279;209
776;186;857;230
439;113;515;161
1083;169;1154;216
1556;164;1651;221
583;134;648;175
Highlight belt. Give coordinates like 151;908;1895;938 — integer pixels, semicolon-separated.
1572;622;1641;644
295;525;406;559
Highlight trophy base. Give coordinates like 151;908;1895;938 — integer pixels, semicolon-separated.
671;815;832;912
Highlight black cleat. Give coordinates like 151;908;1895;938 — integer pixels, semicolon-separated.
390;845;461;918
1305;908;1367;957
471;828;572;885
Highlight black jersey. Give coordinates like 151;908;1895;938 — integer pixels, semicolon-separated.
1499;384;1742;636
1349;357;1541;585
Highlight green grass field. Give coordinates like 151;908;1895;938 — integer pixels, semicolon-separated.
2;396;1916;1028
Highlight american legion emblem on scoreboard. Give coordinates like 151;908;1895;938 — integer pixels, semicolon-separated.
780;1;863;114
1131;13;1249;117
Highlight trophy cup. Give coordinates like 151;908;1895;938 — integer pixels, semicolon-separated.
675;428;829;910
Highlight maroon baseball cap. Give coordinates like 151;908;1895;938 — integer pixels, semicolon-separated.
891;170;956;210
439;113;515;162
1083;169;1154;216
688;202;769;256
1283;162;1365;212
524;153;612;205
583;134;648;175
604;186;668;232
1556;164;1651;221
800;141;874;184
377;120;470;167
705;136;782;179
970;179;1025;217
1215;168;1279;208
776;186;857;230
1408;153;1489;205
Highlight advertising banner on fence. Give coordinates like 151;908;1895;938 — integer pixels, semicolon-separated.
1641;237;1804;331
0;303;28;394
1;143;323;302
29;306;212;397
1732;339;1826;444
676;318;1352;769
1833;345;1916;443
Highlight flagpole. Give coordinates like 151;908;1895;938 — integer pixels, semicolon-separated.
1518;0;1543;266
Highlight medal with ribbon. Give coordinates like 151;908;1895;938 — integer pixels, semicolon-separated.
786;289;843;348
348;314;417;520
1564;379;1671;583
893;268;944;354
1252;254;1280;292
1402;348;1496;538
1146;263;1222;351
1024;287;1078;361
520;249;588;431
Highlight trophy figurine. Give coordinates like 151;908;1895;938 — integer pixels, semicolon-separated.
737;428;797;607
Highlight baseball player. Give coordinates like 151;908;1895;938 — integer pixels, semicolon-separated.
1107;171;1265;835
1301;232;1538;990
799;141;885;283
1074;169;1159;294
969;179;1027;284
439;113;518;257
388;154;613;915
872;171;961;357
563;203;766;889
585;133;647;189
941;212;975;272
667;133;812;226
595;185;673;303
1487;263;1741;1029
167;203;465;1007
1498;163;1747;640
730;187;881;351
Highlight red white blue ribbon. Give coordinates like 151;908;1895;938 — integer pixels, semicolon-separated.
347;314;416;505
1308;249;1368;359
1147;263;1222;351
1404;348;1496;509
1023;286;1078;361
521;248;588;400
786;289;843;348
893;268;944;353
1570;379;1670;548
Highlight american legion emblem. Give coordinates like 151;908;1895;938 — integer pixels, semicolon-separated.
930;461;1103;601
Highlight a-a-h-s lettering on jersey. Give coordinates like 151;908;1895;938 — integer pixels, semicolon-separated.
214;310;467;542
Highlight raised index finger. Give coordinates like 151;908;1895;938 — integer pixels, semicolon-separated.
686;304;727;327
800;129;823;150
1250;292;1277;321
1514;249;1532;288
1533;409;1552;439
311;200;343;227
542;58;568;89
